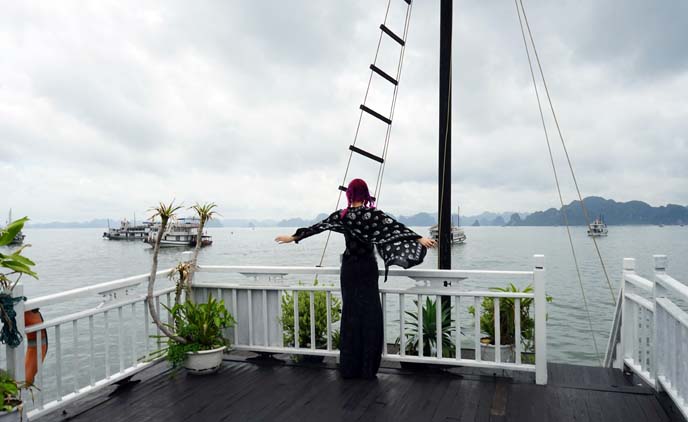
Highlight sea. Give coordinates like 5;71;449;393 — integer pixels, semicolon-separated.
18;225;687;367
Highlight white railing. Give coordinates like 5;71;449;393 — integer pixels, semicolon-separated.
2;255;549;420
192;254;548;385
4;270;176;420
606;255;688;420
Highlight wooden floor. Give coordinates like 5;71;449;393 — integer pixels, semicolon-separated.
41;355;684;422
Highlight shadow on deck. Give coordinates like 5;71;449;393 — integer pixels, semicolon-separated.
40;354;684;422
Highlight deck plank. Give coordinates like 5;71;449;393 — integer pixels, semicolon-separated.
39;358;677;422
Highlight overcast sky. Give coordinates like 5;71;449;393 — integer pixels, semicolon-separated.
2;1;687;222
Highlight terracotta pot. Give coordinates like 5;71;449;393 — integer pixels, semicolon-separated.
184;346;227;375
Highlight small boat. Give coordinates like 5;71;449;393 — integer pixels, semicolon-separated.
103;219;154;241
587;216;608;237
144;217;213;248
429;206;466;244
4;209;25;245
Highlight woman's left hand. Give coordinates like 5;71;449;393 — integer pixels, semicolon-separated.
418;237;437;248
275;235;295;244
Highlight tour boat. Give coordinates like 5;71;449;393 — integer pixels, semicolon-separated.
144;217;213;247
6;3;686;422
103;219;154;241
4;209;25;245
429;206;466;244
587;216;608;236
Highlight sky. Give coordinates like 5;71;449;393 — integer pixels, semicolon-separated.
1;0;687;222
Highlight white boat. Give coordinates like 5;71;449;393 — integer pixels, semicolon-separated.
4;209;25;245
145;217;213;248
429;206;466;244
103;219;154;241
587;217;608;236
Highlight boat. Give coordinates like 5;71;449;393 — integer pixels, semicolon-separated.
103;219;154;241
7;3;687;422
144;217;213;247
587;216;608;236
4;209;25;245
429;206;466;244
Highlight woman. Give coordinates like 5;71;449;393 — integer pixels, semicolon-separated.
275;179;436;379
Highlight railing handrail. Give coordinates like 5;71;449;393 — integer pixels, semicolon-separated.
193;281;534;297
623;272;653;292
655;273;688;302
25;269;172;311
197;265;534;280
25;286;176;332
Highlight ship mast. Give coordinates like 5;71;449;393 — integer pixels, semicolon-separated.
438;0;452;273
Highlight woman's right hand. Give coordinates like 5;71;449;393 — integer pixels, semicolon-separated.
418;237;437;248
275;235;295;244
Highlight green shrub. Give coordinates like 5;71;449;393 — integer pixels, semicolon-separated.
396;297;456;357
0;370;21;412
152;295;236;368
281;281;341;351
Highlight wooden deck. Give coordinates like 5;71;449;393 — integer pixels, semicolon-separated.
40;354;685;422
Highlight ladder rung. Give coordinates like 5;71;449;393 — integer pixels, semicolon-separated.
349;145;384;164
360;104;392;125
379;24;405;46
370;64;398;86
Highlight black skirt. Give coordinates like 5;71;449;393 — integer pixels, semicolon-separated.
339;253;383;379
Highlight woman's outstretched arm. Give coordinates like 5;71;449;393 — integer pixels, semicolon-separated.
274;211;344;245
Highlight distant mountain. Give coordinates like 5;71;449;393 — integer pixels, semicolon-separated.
398;212;436;226
507;197;688;226
28;219;112;229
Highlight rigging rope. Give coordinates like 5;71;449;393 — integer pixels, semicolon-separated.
517;0;616;305
318;0;413;266
514;0;603;364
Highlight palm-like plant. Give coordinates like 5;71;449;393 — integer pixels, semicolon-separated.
186;202;219;294
147;201;186;344
397;297;456;358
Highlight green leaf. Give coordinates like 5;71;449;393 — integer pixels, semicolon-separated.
0;217;28;246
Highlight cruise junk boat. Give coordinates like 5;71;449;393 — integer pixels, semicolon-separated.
12;2;687;422
144;217;213;247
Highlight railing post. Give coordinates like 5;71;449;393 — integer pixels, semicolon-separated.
652;254;667;391
6;284;26;383
617;258;634;369
533;254;547;385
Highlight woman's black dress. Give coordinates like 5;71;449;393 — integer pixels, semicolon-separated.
293;206;426;378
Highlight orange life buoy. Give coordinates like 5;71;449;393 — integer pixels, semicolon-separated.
25;309;48;385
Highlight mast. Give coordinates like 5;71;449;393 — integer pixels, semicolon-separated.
438;0;452;272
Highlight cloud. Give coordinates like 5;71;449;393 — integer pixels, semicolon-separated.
1;0;687;222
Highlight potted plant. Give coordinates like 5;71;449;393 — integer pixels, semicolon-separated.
395;297;455;369
468;283;552;363
146;201;235;374
281;281;342;363
152;295;236;374
0;370;23;422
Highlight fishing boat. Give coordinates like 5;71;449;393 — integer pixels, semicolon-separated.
7;2;687;422
4;209;25;245
102;219;154;241
144;217;213;247
587;216;609;236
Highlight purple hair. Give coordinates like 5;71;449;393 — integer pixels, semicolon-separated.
340;178;376;218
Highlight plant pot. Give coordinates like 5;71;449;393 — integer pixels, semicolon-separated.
0;406;22;422
184;345;227;375
479;340;515;363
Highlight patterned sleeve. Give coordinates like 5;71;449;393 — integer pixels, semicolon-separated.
362;209;427;274
291;211;344;243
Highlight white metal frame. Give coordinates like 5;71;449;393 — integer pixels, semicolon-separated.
2;255;549;421
193;254;548;385
606;255;688;420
